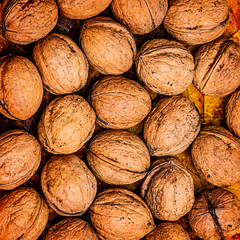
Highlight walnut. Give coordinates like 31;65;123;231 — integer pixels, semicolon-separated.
191;125;240;187
0;129;41;190
188;188;240;240
41;154;97;217
38;94;96;155
33;33;89;95
135;39;194;95
163;0;229;45
89;188;155;240
0;187;49;240
144;95;201;156
80;16;137;75
141;157;195;221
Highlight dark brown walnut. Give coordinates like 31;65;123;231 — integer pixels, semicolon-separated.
163;0;229;45
90;76;151;129
80;16;137;75
57;0;112;19
0;0;58;45
141;157;195;221
87;130;151;185
144;222;190;240
89;188;155;240
0;129;41;190
226;88;240;138
144;95;200;156
38;94;96;155
41;154;97;217
188;188;240;240
0;187;49;240
191;125;240;187
0;55;43;120
194;39;240;97
135;39;194;95
111;0;168;35
45;218;98;240
33;33;89;95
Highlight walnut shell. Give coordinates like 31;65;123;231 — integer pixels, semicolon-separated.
191;125;240;187
111;0;168;35
0;129;41;190
87;130;151;185
89;188;155;240
0;187;49;240
57;0;112;19
163;0;229;45
141;157;195;221
193;39;240;97
45;218;98;240
90;76;151;129
80;16;137;75
188;188;240;240
144;95;201;156
33;33;89;95
38;94;96;155
0;55;43;120
41;154;97;217
1;0;58;45
135;39;194;95
144;222;190;240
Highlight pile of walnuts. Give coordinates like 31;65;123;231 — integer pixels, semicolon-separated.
0;0;240;239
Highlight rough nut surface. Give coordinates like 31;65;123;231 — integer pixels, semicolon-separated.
0;55;43;120
38;94;96;155
41;154;97;217
141;157;195;221
33;33;89;95
80;16;137;75
0;0;58;45
188;188;240;240
90;75;151;129
194;39;240;97
111;0;168;35
144;222;190;240
87;130;151;185
90;188;155;240
136;39;194;95
191;125;240;187
144;95;200;156
0;187;49;240
0;129;41;190
163;0;229;45
45;218;98;240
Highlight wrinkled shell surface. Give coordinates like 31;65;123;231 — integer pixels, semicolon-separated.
0;55;43;120
0;187;49;240
33;33;89;95
191;125;240;187
144;95;200;156
188;188;240;240
144;222;190;240
1;0;58;45
111;0;168;35
80;16;137;75
0;129;41;190
45;218;98;240
87;130;151;185
90;76;151;129
90;188;155;240
141;157;195;221
136;39;194;95
41;154;97;217
163;0;229;45
38;94;96;154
